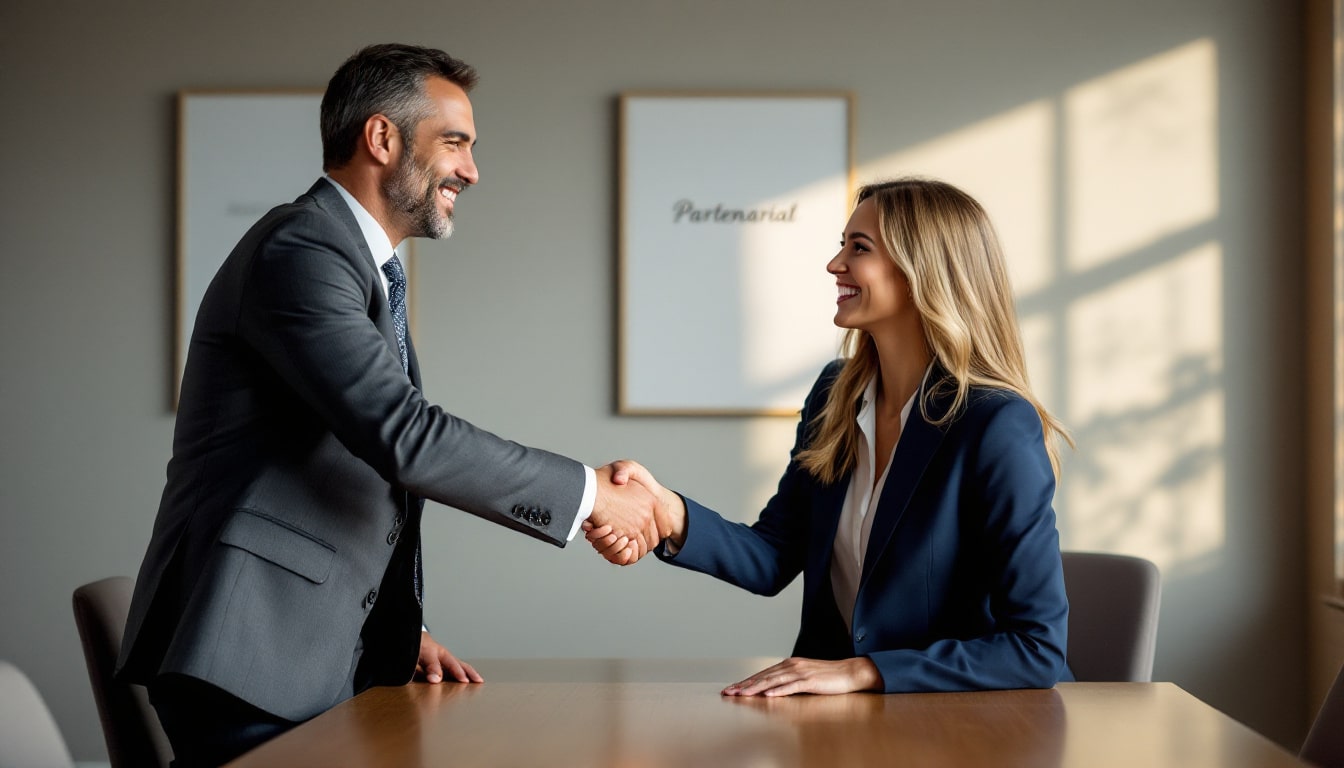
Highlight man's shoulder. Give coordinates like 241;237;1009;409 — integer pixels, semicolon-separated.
225;193;370;288
244;179;348;234
272;182;347;228
242;187;356;251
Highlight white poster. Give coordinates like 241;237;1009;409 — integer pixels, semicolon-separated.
619;93;853;415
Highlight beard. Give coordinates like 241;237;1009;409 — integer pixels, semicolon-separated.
383;143;456;240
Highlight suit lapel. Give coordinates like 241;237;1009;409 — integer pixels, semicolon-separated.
307;179;375;268
307;179;406;371
858;370;952;588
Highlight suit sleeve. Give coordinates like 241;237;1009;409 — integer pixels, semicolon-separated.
236;210;584;544
655;363;841;594
866;396;1069;691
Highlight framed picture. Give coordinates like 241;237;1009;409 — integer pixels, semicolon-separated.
175;90;415;405
618;91;854;416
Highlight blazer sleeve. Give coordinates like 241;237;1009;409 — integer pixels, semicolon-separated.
656;363;841;594
867;395;1069;691
236;208;584;543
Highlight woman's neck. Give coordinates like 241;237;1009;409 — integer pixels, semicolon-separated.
870;328;932;419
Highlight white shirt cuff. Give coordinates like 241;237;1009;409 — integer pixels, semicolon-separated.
567;465;597;542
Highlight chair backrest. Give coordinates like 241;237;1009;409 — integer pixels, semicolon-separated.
1060;551;1161;682
72;577;173;768
0;660;73;768
1302;661;1344;767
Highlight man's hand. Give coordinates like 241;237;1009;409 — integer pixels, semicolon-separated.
586;463;659;565
720;657;881;697
416;631;483;684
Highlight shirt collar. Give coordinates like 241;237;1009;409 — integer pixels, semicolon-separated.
856;362;933;435
323;175;397;268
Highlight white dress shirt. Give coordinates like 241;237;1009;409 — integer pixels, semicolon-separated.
830;367;929;632
323;177;596;540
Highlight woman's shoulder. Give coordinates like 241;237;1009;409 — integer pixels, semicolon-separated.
945;387;1045;449
959;385;1037;423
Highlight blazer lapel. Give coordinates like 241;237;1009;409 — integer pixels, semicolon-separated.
858;370;952;587
810;476;850;578
810;385;865;580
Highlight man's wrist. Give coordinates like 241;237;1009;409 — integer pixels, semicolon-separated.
567;465;598;542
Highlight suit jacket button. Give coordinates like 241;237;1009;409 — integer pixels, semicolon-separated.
512;504;525;518
855;630;866;643
387;530;400;545
541;511;552;526
365;589;377;607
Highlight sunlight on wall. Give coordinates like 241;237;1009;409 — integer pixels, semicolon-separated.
1059;41;1222;572
860;100;1057;297
1066;40;1218;272
1064;244;1224;568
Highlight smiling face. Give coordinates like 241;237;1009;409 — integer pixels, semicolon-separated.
827;198;917;335
383;76;480;240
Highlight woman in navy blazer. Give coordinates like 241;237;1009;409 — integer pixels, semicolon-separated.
590;178;1073;696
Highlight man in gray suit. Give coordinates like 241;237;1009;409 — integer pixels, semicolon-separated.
117;43;656;766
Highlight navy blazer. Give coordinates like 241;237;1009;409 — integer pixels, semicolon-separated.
661;361;1070;691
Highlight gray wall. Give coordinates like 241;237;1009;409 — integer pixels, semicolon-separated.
0;0;1307;760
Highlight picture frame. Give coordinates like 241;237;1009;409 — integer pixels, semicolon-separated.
618;91;855;415
175;90;415;406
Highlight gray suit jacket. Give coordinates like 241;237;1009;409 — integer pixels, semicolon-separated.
117;179;584;721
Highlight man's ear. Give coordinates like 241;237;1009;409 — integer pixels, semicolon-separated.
363;114;400;167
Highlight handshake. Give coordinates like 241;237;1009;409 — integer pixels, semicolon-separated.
582;460;687;565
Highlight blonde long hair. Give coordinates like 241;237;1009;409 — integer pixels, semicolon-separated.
795;178;1071;484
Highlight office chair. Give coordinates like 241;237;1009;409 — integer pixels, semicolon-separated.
72;576;173;768
1060;551;1162;682
0;660;73;768
1302;661;1344;767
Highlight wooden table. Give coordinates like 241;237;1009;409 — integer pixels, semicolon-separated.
226;658;1305;767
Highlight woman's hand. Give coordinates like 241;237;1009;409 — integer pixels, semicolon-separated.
722;657;881;697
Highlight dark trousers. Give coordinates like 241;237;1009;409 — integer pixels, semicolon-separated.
148;674;296;767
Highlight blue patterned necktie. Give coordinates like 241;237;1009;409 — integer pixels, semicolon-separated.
381;254;422;605
381;255;409;373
